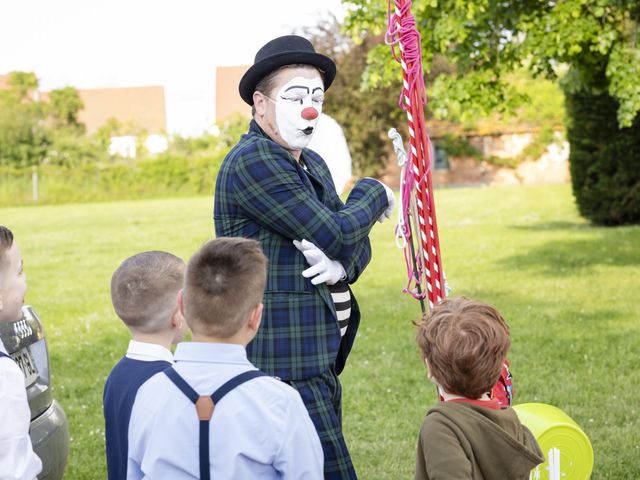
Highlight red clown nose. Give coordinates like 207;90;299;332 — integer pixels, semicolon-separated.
301;107;319;120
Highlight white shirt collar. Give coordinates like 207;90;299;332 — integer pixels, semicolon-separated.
125;340;174;364
174;342;250;365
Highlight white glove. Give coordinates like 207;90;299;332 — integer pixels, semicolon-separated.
293;239;347;286
366;178;395;223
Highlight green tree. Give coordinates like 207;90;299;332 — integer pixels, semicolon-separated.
0;72;48;167
48;86;85;130
44;128;108;167
345;0;640;224
6;71;38;102
0;72;107;168
94;117;124;151
566;89;640;225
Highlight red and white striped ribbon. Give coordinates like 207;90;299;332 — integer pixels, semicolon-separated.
387;0;445;308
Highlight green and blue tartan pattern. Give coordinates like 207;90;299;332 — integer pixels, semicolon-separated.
214;121;387;381
289;371;357;479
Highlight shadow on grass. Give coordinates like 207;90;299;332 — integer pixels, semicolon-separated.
509;220;591;231
500;229;640;274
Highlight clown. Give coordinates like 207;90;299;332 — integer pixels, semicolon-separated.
214;35;394;480
267;74;324;149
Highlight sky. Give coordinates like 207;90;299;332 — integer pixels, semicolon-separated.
0;0;347;136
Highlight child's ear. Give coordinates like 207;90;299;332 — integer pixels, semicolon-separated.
424;358;437;383
171;304;184;330
247;303;263;333
177;289;185;317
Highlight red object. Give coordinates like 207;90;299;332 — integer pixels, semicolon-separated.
388;1;515;408
438;362;515;407
301;107;318;120
387;0;445;309
491;361;514;407
446;397;502;410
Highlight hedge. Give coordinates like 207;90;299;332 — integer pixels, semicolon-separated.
565;91;640;226
0;152;225;206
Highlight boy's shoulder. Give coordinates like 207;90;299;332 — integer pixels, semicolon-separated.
428;398;515;413
231;370;302;401
0;352;24;378
249;373;302;402
418;403;544;478
104;356;172;395
236;373;309;421
136;367;301;411
107;355;171;375
421;401;527;445
0;354;30;399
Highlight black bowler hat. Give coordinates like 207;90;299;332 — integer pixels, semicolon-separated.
239;35;336;106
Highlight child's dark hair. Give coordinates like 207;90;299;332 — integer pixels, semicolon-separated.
0;226;15;270
416;297;511;399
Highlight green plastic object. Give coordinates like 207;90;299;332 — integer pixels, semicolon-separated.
513;403;594;480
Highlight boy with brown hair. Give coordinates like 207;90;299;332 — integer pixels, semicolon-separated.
103;251;187;480
127;237;323;480
415;297;544;480
0;226;42;479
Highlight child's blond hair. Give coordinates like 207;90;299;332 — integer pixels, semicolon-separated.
183;237;267;338
110;251;185;333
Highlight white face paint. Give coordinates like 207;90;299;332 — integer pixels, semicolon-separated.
273;76;324;150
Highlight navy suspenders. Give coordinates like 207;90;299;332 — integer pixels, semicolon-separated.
0;351;11;359
163;368;267;480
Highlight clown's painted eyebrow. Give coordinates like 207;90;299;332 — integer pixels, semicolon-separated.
283;85;325;94
284;85;310;93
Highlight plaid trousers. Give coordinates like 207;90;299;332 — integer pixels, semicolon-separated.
288;370;357;480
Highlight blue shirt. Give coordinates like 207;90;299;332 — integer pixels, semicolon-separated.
103;341;173;480
127;342;324;479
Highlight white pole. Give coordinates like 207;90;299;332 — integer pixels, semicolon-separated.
547;447;561;480
32;166;38;203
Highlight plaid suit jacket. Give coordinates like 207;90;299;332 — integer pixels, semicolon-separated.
214;121;388;381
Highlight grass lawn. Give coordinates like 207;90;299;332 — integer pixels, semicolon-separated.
2;184;638;479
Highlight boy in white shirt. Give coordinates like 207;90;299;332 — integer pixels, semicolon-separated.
103;251;187;480
0;226;42;480
128;237;324;479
